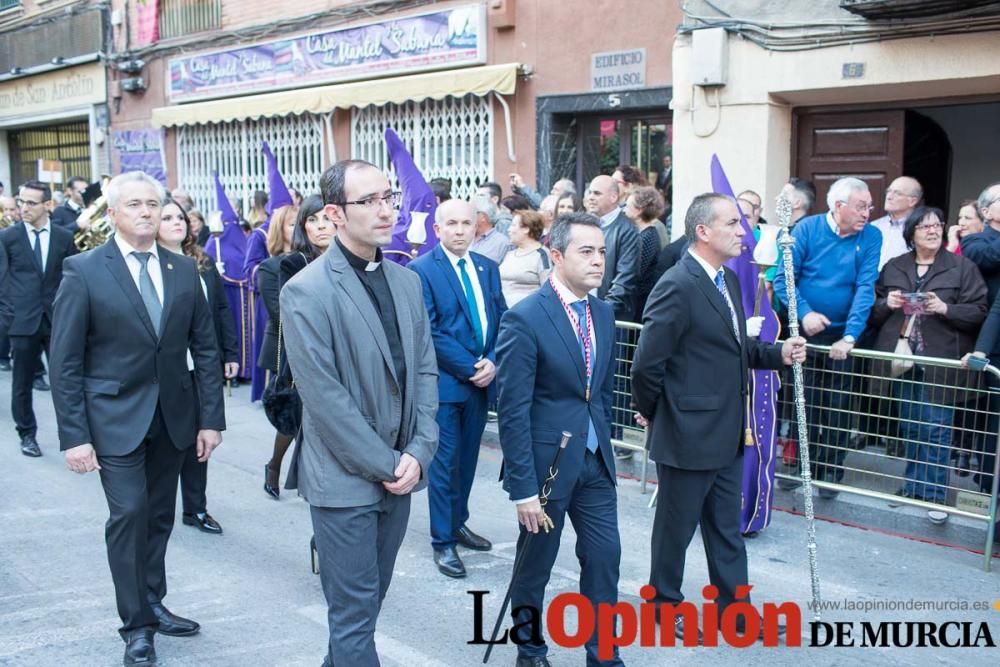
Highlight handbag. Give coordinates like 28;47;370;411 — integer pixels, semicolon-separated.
890;315;917;379
262;318;302;435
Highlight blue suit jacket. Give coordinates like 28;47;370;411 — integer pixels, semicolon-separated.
496;281;617;501
409;245;507;403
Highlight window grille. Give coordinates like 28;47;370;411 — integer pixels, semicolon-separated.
158;0;221;40
177;114;324;215
351;94;494;201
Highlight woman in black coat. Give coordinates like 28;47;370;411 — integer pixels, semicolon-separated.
261;195;333;497
870;206;987;522
158;198;240;534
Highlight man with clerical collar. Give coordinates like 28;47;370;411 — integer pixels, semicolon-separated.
280;159;438;667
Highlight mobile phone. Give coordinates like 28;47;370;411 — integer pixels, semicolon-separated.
967;355;990;371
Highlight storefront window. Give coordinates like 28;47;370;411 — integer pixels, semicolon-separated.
352;94;493;200
177;114;323;215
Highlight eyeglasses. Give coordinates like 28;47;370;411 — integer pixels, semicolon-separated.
15;198;44;207
838;200;874;214
336;191;402;210
915;222;944;232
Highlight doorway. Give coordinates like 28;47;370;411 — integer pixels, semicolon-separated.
576;115;671;190
793;107;955;219
8;120;92;190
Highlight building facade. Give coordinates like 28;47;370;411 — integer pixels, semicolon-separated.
0;0;109;195
105;0;679;213
671;0;1000;231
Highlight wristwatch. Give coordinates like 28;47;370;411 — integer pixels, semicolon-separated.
842;335;856;344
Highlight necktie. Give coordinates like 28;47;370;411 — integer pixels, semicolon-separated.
32;229;44;272
714;269;740;340
132;252;162;335
569;299;599;453
457;257;484;354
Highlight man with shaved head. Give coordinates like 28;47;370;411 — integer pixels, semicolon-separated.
585;174;639;320
872;176;923;270
409;198;507;578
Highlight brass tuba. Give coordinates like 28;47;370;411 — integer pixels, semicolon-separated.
73;195;111;251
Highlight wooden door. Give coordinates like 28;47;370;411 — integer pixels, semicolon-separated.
794;110;905;218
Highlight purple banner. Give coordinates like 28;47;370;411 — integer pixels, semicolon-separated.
167;5;485;103
113;129;166;185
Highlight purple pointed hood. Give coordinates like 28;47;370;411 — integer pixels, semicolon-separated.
214;171;239;224
262;140;293;216
383;127;438;265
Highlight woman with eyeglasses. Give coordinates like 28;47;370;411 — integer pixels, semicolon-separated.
870;206;987;524
260;196;333;497
945;200;986;255
157;198;240;534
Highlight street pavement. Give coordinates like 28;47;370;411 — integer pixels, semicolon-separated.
1;377;999;666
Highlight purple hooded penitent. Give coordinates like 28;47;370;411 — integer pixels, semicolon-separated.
244;140;293;400
204;171;252;380
712;154;780;535
383;127;438;265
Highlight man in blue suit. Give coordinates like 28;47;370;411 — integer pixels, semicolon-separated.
496;212;623;667
409;198;507;578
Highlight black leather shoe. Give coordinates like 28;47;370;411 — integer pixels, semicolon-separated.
123;627;157;665
818;487;840;500
32;375;49;391
515;656;551;667
149;601;200;636
674;617;703;645
433;545;466;578
20;435;41;457
264;463;280;499
454;525;492;551
738;621;787;641
182;512;223;534
0;360;10;371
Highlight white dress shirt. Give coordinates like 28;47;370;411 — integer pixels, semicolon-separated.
25;220;51;273
870;214;909;270
441;246;489;351
115;234;164;304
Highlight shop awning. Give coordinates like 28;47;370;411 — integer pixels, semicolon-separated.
151;63;520;128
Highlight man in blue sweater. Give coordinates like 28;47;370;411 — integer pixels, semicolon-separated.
773;177;882;495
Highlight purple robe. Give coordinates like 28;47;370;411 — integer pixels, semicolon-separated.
244;226;270;401
712;155;781;535
205;223;252;380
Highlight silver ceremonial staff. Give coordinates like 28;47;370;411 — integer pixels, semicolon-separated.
776;194;823;620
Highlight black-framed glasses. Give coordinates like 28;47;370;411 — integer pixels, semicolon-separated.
335;191;402;210
15;198;44;207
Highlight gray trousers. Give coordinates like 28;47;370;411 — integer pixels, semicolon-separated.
311;493;411;667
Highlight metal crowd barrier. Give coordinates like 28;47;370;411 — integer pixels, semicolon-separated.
610;322;651;493
607;323;1000;571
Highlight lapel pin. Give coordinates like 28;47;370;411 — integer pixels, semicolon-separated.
478;265;483;272
166;263;173;270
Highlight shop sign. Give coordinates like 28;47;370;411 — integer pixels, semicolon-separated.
167;4;486;103
0;63;106;122
591;48;646;92
113;129;167;185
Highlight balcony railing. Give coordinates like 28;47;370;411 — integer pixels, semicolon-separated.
159;0;221;40
0;0;21;11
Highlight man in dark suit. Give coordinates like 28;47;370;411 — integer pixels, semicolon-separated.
49;171;225;667
584;175;638;321
631;193;805;643
409;198;507;578
49;176;89;231
497;212;622;667
280;160;438;667
0;180;77;456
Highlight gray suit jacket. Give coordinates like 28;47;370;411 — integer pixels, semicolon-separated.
598;210;640;321
279;243;439;508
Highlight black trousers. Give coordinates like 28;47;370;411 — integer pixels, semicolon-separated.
650;454;747;610
9;324;50;438
97;406;187;635
0;327;9;362
179;371;208;515
180;446;208;515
